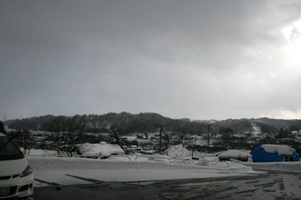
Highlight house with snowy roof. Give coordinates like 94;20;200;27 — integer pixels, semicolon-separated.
79;142;125;158
252;144;300;162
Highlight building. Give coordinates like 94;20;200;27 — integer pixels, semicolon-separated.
79;142;125;158
252;144;300;162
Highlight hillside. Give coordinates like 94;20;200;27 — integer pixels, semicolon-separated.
4;112;301;136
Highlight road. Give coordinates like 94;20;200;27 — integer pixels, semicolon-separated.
32;171;301;200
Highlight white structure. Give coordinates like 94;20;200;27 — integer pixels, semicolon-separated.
216;149;251;161
166;144;190;159
79;142;125;158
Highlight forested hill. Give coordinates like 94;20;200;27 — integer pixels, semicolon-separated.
4;112;301;136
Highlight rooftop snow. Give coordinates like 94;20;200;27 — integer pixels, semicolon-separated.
216;150;251;158
79;142;125;157
261;144;296;155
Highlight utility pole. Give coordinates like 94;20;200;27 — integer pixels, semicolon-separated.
159;125;163;153
207;124;210;148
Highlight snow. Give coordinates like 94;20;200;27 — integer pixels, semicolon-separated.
166;144;190;158
79;142;125;157
25;147;301;189
261;144;296;155
251;123;261;135
26;149;58;156
28;156;259;188
216;150;251;158
244;162;301;173
26;148;261;188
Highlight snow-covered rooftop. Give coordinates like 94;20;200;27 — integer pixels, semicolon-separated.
79;142;125;157
261;144;296;155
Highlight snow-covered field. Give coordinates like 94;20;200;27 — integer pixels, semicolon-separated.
26;148;301;189
28;156;260;187
26;148;259;188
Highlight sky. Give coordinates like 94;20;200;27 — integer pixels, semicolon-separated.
1;0;301;121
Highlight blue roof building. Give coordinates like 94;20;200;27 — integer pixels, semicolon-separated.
252;144;300;162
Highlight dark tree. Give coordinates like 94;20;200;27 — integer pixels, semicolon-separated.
219;127;233;134
161;132;171;151
106;129;127;151
276;128;291;138
0;121;6;134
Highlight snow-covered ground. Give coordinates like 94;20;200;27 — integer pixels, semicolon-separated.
243;161;301;173
28;155;259;188
26;148;259;188
26;148;301;189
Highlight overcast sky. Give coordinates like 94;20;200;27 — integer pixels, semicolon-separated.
1;0;301;121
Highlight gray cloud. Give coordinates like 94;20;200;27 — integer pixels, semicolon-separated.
1;0;301;120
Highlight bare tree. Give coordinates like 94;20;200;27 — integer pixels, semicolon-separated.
160;132;175;151
7;129;33;155
45;115;87;157
106;129;127;151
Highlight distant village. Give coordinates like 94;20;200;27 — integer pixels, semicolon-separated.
2;113;301;163
3;123;301;163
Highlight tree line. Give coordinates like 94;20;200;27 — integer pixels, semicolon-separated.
4;112;301;137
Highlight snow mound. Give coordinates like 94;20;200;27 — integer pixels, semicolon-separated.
261;144;295;155
216;150;251;158
27;149;58;156
166;144;190;158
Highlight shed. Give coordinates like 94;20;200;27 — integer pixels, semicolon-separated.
252;144;300;162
